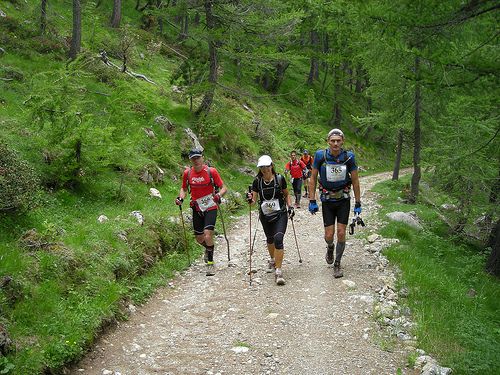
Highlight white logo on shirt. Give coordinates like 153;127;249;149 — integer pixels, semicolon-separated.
192;176;205;183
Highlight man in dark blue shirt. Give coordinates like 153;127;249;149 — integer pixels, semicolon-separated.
307;129;362;278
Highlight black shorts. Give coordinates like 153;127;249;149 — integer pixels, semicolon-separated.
292;178;302;195
192;208;217;235
322;199;350;227
260;212;288;246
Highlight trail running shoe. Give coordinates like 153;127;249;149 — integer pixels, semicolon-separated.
266;259;275;273
206;262;215;276
325;247;334;265
333;263;343;278
275;269;285;286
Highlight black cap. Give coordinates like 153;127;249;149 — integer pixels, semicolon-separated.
188;149;203;159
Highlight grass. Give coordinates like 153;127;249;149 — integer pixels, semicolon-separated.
372;176;500;375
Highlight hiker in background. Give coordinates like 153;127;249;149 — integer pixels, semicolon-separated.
300;149;314;198
247;155;293;286
308;129;361;278
175;149;227;276
285;151;307;208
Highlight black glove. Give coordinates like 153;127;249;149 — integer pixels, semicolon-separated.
354;201;362;215
288;206;295;219
175;196;184;205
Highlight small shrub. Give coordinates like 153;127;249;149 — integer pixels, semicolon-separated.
0;16;20;33
0;142;39;212
0;66;24;81
32;36;65;54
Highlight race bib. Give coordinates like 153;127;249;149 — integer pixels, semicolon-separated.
196;193;216;212
326;164;347;182
261;199;281;216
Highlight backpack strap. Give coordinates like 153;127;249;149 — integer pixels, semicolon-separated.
319;149;351;168
276;174;284;193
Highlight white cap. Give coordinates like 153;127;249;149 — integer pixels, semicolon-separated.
327;128;344;139
257;155;273;167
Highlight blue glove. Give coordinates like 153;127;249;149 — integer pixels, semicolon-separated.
309;200;319;214
354;201;362;215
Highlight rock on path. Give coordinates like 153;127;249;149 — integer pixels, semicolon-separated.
72;171;411;375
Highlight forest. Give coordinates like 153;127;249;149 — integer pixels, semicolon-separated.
0;0;498;374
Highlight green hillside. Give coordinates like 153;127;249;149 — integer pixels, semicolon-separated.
1;1;498;374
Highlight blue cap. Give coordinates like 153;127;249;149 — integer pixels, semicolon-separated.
188;149;203;159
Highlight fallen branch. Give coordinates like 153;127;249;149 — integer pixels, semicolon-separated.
98;50;156;85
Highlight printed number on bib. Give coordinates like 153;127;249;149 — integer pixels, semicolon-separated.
196;193;216;212
261;199;281;216
326;164;347;182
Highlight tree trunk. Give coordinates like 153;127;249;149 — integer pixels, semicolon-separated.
41;0;48;35
392;128;404;180
111;0;121;28
329;66;341;126
409;56;421;203
270;60;289;93
178;14;188;40
486;219;500;276
320;64;329;95
355;64;363;93
195;0;217;116
307;30;319;85
69;0;81;60
321;32;329;70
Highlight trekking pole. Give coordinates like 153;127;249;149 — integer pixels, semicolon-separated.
217;202;231;261
178;204;191;264
290;216;303;263
251;214;260;255
248;186;253;285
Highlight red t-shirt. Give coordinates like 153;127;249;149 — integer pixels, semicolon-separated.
182;166;223;211
300;155;314;169
285;160;306;178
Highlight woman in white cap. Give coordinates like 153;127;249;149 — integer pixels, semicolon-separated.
247;155;293;285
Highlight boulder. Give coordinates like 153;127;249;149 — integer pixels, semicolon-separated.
130;211;144;225
367;234;380;243
422;363;453;375
0;324;12;354
440;203;458;212
386;211;423;230
97;214;108;223
149;188;162;199
154;115;174;132
139;169;153;184
184;128;204;151
144;127;155;138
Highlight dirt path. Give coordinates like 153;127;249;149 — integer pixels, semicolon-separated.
72;171;411;375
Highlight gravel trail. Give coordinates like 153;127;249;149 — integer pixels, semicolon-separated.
72;171;411;375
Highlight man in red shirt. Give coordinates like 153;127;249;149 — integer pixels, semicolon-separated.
175;149;227;275
285;151;307;208
300;149;314;198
